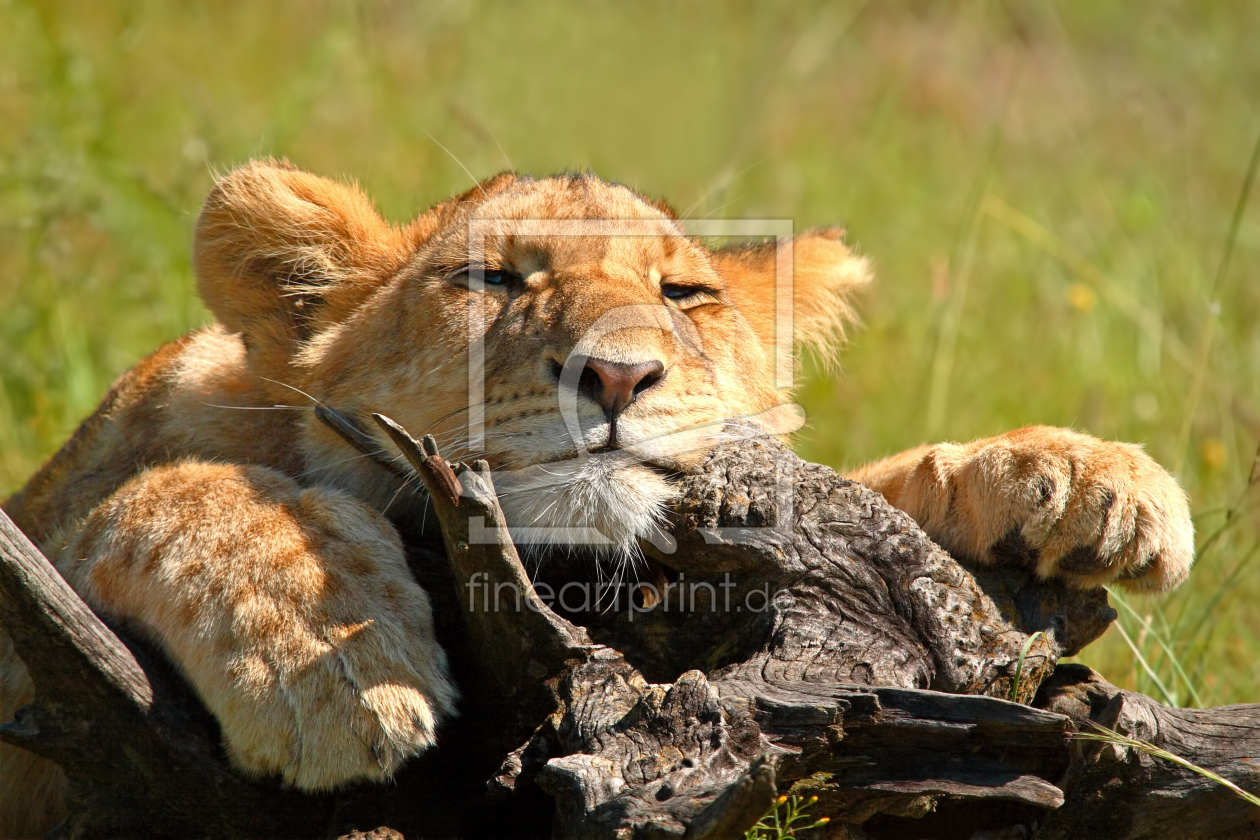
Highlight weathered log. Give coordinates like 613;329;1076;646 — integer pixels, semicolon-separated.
370;415;594;704
374;414;778;838
2;419;1258;839
1032;664;1260;840
499;429;1103;835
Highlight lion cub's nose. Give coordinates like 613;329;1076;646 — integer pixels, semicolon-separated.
579;357;665;419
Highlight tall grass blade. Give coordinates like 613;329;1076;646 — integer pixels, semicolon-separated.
1113;619;1178;706
1008;630;1045;703
1076;723;1260;810
925;68;1018;439
1108;591;1203;708
1170;541;1260;664
1174;128;1260;476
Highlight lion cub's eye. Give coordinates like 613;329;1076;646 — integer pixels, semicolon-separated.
447;265;523;290
661;283;717;307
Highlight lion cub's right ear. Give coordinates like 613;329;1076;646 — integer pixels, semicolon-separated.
194;159;418;381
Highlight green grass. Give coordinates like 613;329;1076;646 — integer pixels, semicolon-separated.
1075;723;1260;810
1009;630;1047;703
2;1;1258;704
745;795;830;839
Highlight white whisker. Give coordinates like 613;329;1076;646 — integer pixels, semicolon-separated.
382;473;419;516
298;450;388;480
423;130;489;200
259;377;328;408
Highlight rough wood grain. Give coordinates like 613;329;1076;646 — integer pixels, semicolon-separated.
2;420;1257;839
382;415;776;839
1034;664;1260;840
372;425;1098;836
514;431;1101;834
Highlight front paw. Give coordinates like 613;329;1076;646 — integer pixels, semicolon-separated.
68;464;459;792
218;596;458;792
209;493;460;791
911;427;1194;592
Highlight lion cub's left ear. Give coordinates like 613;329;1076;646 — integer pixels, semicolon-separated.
710;228;871;372
194;159;418;380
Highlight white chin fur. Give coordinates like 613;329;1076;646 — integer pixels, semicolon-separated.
494;454;672;560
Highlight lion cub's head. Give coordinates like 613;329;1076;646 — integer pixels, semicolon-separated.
194;160;868;560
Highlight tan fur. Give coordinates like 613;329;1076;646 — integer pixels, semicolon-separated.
0;161;1192;835
61;462;454;789
848;426;1194;593
711;227;867;368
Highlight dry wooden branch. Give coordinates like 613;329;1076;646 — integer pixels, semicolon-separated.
370;413;593;700
503;429;1101;835
2;417;1258;839
1034;665;1260;840
367;412;777;838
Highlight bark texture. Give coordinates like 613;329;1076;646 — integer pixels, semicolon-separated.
1033;665;1260;840
1;422;1257;839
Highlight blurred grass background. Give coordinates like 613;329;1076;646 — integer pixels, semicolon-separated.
1;0;1257;705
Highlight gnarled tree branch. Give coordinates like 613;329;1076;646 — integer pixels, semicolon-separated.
1;420;1256;839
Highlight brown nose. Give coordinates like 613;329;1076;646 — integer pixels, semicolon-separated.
578;357;665;419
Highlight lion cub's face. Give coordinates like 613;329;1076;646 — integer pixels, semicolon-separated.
195;162;868;559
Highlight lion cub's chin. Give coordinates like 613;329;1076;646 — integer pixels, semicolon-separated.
494;453;673;561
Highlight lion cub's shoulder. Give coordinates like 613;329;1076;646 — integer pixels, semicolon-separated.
4;325;301;553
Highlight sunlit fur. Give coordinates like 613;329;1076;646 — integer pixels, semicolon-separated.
0;160;1192;836
849;428;1195;594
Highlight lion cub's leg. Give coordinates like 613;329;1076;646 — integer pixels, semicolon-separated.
847;426;1194;593
55;461;457;791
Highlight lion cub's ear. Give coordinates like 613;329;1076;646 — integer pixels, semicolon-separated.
710;228;871;372
194;159;417;380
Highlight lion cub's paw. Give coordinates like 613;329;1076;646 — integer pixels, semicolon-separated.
216;579;458;792
180;484;460;791
219;611;455;791
912;427;1194;592
65;463;458;792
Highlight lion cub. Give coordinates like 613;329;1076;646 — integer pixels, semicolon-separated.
0;161;1192;836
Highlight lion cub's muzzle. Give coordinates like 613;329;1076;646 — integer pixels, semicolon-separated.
549;354;667;449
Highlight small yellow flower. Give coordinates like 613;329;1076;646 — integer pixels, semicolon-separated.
1201;438;1227;472
1068;282;1097;312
